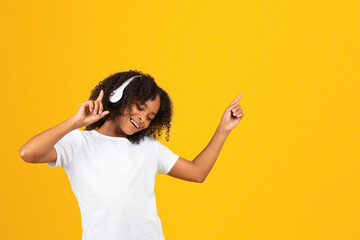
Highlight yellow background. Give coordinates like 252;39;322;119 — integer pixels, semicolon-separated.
1;0;359;239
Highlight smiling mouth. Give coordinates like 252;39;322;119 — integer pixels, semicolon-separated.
130;118;140;130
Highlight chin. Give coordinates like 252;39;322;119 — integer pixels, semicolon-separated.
126;128;140;136
124;128;133;136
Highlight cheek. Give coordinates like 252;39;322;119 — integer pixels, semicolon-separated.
129;108;137;116
118;116;129;128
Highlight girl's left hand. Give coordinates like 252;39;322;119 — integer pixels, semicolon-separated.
219;94;244;133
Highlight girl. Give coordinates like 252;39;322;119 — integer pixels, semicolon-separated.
19;70;244;240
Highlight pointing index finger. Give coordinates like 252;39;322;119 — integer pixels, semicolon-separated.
97;90;104;101
231;94;243;104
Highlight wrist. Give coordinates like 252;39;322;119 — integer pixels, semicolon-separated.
216;124;230;136
67;116;82;129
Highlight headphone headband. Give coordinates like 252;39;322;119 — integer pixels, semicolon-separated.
108;75;142;106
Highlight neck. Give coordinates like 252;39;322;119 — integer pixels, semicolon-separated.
96;117;127;138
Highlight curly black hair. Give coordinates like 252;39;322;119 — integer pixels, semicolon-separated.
84;70;174;145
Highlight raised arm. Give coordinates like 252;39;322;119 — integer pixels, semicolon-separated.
167;94;244;183
19;89;109;163
19;117;80;163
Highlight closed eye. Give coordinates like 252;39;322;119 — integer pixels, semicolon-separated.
136;104;153;121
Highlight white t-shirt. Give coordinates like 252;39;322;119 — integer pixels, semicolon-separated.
48;129;179;240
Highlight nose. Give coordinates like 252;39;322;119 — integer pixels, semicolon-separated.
137;115;145;125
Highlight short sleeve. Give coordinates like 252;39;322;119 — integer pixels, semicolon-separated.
155;140;179;175
48;129;83;169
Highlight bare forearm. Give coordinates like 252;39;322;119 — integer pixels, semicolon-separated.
193;126;229;182
19;117;80;162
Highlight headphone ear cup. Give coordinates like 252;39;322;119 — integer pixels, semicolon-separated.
107;101;115;109
108;100;131;117
107;100;120;110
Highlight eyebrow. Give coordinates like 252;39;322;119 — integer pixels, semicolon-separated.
143;102;156;116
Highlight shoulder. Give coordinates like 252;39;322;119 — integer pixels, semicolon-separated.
73;128;83;134
141;135;158;149
63;129;85;145
142;135;157;145
71;129;85;138
145;135;156;141
59;128;84;139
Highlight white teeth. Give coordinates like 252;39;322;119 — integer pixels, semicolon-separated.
130;119;139;128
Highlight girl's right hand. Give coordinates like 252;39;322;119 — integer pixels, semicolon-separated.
71;89;110;128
